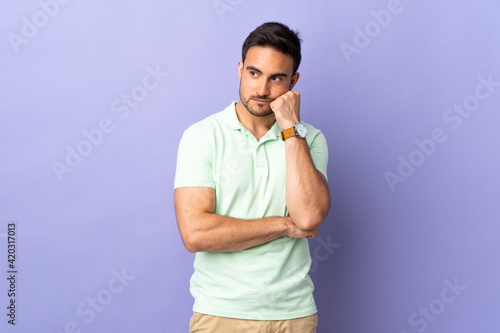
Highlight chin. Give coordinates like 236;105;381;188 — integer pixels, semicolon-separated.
250;108;273;118
251;104;273;116
242;100;271;117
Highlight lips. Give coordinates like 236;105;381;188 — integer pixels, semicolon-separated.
253;98;271;104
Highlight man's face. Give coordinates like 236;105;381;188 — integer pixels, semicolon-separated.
238;46;299;118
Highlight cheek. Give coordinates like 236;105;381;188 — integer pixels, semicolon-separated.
271;85;289;97
240;78;257;93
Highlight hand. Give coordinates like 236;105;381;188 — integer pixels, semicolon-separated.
270;91;301;129
283;217;319;239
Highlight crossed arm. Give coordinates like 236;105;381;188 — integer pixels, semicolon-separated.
174;186;322;253
174;136;330;253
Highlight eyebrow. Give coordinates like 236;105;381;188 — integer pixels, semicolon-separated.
246;65;288;78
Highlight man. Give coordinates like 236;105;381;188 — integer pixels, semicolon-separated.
174;22;330;332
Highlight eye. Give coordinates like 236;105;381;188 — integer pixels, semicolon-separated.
272;76;282;82
250;71;259;77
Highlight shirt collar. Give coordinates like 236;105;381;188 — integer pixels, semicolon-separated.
223;101;243;130
223;101;281;140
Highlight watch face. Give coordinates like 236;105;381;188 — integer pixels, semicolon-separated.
295;123;307;138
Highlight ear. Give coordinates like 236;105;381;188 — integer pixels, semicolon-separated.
290;72;300;90
238;60;244;81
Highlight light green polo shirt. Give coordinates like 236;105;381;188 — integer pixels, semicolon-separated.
174;102;328;320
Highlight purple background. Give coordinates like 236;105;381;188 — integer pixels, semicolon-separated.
1;0;499;332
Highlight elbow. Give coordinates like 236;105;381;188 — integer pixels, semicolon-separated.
184;243;198;254
295;215;325;231
177;214;212;253
182;232;202;253
292;204;330;230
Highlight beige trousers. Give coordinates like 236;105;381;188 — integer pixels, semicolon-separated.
189;312;318;333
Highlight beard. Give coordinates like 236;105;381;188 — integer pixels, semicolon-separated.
239;83;274;118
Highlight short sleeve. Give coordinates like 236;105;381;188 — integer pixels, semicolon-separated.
308;130;329;181
174;126;215;189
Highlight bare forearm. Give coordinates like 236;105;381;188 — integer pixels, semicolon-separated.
270;91;330;230
183;214;291;253
175;187;319;253
286;137;330;230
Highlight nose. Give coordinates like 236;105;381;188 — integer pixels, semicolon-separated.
257;79;270;97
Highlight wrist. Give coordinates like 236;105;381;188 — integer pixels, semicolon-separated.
279;119;298;129
280;121;307;141
278;217;294;237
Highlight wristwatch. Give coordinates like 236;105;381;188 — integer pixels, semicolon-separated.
280;122;307;141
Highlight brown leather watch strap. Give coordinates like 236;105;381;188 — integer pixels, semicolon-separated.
280;126;296;141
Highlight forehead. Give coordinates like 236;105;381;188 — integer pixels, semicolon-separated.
244;46;294;74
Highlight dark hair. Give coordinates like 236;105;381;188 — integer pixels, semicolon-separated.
242;22;302;74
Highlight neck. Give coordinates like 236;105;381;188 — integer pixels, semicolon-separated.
235;101;276;141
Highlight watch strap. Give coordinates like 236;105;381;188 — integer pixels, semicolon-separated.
280;126;296;141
